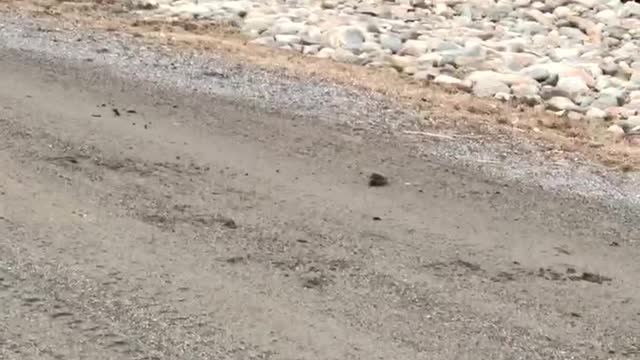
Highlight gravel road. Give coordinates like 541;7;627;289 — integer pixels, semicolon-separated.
1;11;640;360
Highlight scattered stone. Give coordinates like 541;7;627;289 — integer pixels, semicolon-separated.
321;0;338;9
316;47;335;59
380;33;403;53
410;0;429;8
302;45;320;55
129;0;158;10
618;117;640;134
413;69;438;81
223;218;238;229
596;9;618;26
542;73;560;87
608;124;626;140
470;75;510;98
520;95;543;106
566;15;602;43
434;75;472;92
593;88;625;108
225;256;245;264
552;6;572;19
368;173;388;187
390;55;417;72
332;48;361;64
325;26;365;51
301;26;322;45
495;92;512;102
600;61;619;76
271;21;304;36
585;107;607;120
555;76;589;99
547;96;581;112
275;34;302;45
249;36;276;46
522;66;550;82
399;39;429;57
511;82;540;97
567;111;583;121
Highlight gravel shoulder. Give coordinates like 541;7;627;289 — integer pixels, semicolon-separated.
6;0;640;169
1;6;640;360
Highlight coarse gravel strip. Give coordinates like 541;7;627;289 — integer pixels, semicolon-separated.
136;0;640;128
1;9;639;211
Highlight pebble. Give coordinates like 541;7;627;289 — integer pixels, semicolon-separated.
472;78;510;98
512;82;541;97
380;33;403;53
390;55;417;72
434;75;472;91
131;0;159;10
275;34;301;45
325;26;365;51
522;66;550;82
608;123;626;139
547;96;581;112
618;117;640;133
332;48;361;64
271;21;304;36
593;88;625;108
586;107;607;120
134;0;640;132
399;40;430;57
555;76;589;99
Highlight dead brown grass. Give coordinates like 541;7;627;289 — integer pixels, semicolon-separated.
4;0;640;169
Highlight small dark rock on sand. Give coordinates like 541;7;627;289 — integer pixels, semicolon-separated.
368;173;388;187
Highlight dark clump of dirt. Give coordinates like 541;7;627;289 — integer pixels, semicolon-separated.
203;70;228;79
300;272;331;289
222;218;238;229
368;173;388;187
225;256;246;264
538;267;565;281
569;272;612;284
455;259;482;272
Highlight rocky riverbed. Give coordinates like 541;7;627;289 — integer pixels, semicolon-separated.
131;0;640;134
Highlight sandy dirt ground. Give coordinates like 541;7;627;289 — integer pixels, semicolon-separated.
1;9;640;360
